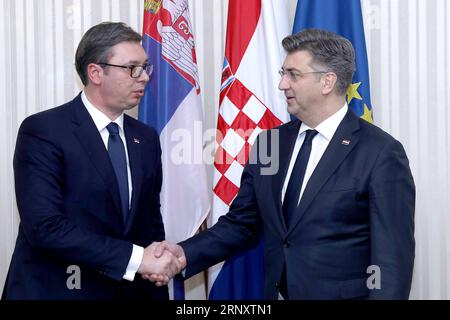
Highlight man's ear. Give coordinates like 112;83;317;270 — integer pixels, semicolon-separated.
321;72;338;95
86;63;103;85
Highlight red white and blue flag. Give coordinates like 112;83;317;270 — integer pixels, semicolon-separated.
139;0;210;299
209;0;290;299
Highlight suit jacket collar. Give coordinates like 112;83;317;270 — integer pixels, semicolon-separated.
69;93;142;232
286;109;361;235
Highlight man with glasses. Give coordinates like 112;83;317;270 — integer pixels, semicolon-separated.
152;29;415;300
2;22;183;300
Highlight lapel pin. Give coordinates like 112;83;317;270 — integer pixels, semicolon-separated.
134;138;140;144
341;139;351;146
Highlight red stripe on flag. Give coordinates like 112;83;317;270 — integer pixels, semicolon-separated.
225;0;261;74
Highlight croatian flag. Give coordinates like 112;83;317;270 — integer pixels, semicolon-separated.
209;0;290;299
139;0;210;299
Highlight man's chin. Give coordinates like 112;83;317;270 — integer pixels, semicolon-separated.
126;98;141;109
286;104;297;114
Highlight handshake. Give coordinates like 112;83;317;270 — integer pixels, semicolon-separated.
137;241;186;286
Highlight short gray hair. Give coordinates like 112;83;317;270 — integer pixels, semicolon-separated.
282;29;355;95
75;22;142;85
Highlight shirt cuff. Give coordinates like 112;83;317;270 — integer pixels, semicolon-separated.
122;244;144;281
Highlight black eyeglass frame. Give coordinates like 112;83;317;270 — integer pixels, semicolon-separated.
98;62;154;78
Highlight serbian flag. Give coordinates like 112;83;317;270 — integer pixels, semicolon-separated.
139;0;210;299
208;0;291;299
293;0;373;123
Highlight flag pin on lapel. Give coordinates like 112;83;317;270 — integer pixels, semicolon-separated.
342;139;351;146
134;138;140;144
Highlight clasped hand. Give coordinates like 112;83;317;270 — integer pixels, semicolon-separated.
137;241;186;286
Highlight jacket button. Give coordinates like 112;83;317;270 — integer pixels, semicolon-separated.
284;241;291;248
275;282;279;289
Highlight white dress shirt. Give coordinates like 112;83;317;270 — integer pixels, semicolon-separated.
82;91;143;281
281;104;348;206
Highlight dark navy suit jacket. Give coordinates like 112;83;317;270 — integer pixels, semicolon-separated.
2;94;168;299
181;109;415;299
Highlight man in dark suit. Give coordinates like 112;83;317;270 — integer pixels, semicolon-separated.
153;29;415;299
2;22;183;300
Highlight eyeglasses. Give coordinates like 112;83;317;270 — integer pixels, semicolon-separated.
99;62;154;78
278;69;328;82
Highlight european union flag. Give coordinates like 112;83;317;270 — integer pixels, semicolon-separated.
293;0;373;123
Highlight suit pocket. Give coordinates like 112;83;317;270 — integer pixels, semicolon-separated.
320;176;359;193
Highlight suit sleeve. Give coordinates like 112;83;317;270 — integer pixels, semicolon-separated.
14;117;132;281
180;140;263;279
368;139;415;299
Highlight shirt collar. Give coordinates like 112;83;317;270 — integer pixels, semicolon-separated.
81;91;124;132
299;103;348;141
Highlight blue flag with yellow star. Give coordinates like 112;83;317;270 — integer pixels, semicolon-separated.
293;0;373;123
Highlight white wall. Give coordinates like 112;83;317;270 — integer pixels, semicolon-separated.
1;0;449;299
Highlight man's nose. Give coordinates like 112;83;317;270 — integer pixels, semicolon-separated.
278;76;289;90
138;70;150;83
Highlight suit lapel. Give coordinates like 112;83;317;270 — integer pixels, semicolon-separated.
287;110;361;234
70;95;123;222
123;116;143;233
271;120;301;232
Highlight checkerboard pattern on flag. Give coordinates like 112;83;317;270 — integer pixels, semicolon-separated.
139;0;210;299
208;0;291;299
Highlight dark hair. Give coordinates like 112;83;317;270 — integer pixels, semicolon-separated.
282;29;356;95
75;22;142;85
